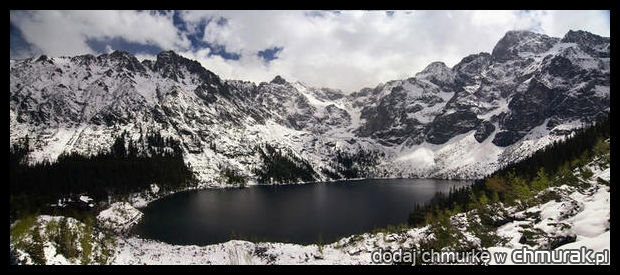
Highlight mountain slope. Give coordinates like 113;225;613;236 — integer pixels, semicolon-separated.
9;30;610;185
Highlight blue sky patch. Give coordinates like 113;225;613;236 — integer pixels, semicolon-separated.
206;43;241;60
11;10;241;61
173;12;240;60
258;47;283;62
10;23;40;59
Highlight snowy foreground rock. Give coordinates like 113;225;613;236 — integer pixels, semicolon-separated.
97;202;143;234
10;215;115;265
487;169;610;264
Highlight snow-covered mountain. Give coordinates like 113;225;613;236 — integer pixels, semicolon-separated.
9;30;610;185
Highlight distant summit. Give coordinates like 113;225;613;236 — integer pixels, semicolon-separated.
491;30;558;62
415;61;455;86
270;75;287;85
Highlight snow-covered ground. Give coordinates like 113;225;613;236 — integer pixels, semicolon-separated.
10;215;114;265
97;202;144;234
10;145;610;265
487;166;610;265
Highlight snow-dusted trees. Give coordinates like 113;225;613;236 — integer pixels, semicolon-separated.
253;143;316;184
408;114;609;228
326;149;384;179
9;131;195;220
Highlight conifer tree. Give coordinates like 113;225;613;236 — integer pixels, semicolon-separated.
530;167;551;193
27;224;46;265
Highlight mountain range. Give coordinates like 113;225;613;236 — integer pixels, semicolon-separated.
9;29;610;186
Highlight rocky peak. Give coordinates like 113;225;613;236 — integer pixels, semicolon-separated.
97;50;145;73
415;61;455;86
453;52;491;82
70;54;96;67
154;50;205;72
270;75;288;85
561;30;610;58
155;50;179;62
418;61;449;73
492;30;559;62
561;30;608;44
109;50;134;60
36;55;49;62
154;50;183;70
154;50;219;84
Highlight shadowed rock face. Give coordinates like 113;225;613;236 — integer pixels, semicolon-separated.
355;82;439;146
503;79;555;131
426;111;481;144
453;52;492;85
474;121;496;143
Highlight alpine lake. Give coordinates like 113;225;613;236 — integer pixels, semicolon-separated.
135;179;472;245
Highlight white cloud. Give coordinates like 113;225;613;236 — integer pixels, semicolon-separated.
104;45;114;54
178;10;609;93
10;10;610;93
10;10;190;57
537;10;610;37
134;53;158;63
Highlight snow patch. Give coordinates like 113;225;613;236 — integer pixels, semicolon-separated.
97;202;143;233
395;147;435;167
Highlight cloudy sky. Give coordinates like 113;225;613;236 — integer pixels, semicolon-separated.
10;10;610;93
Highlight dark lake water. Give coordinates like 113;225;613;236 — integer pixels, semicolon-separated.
135;179;471;245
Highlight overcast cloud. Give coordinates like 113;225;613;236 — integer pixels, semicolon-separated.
10;10;610;93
